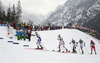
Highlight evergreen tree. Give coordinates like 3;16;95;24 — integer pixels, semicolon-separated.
2;11;6;21
7;3;11;22
11;4;16;22
16;0;22;22
0;0;3;21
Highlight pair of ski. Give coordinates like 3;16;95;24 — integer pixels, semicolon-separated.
52;49;70;53
25;48;93;55
24;48;70;53
24;48;47;52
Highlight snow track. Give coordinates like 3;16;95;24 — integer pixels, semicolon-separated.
0;26;100;63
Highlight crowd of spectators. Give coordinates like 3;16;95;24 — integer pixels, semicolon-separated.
1;22;99;40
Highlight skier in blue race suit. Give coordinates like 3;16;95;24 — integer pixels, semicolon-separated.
70;39;77;53
78;39;85;54
35;32;43;49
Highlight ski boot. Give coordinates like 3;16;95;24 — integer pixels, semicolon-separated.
73;50;77;53
90;51;92;54
36;46;39;49
95;51;97;55
58;48;61;52
90;52;92;54
82;51;84;54
41;46;43;49
66;49;68;53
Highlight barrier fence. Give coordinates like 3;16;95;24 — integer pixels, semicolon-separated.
0;24;7;26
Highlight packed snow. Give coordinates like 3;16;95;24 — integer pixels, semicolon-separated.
0;26;100;63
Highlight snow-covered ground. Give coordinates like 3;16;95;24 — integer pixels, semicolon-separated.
0;26;100;63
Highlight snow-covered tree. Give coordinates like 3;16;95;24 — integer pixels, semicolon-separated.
7;3;11;22
0;0;3;21
16;0;22;22
11;4;16;22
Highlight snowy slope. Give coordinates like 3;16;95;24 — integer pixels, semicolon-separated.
0;26;100;63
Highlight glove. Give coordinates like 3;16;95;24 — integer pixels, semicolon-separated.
38;39;40;41
36;42;38;44
57;38;59;40
33;34;35;36
76;42;78;44
59;42;61;44
90;45;92;48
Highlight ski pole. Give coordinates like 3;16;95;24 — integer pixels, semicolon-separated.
85;46;89;54
60;45;65;52
41;43;48;51
69;43;73;52
63;43;69;52
77;45;81;53
76;42;81;53
33;35;37;40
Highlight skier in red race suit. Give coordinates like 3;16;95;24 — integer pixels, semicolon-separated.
90;40;97;54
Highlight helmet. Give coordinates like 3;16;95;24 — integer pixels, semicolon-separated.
72;39;74;41
58;34;61;38
91;40;93;42
72;39;75;42
35;32;38;35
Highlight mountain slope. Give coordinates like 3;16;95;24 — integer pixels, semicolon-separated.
83;11;100;33
41;0;100;31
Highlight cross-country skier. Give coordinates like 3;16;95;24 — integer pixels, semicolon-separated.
90;40;97;54
34;32;43;49
78;39;85;54
57;34;66;52
69;39;77;53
